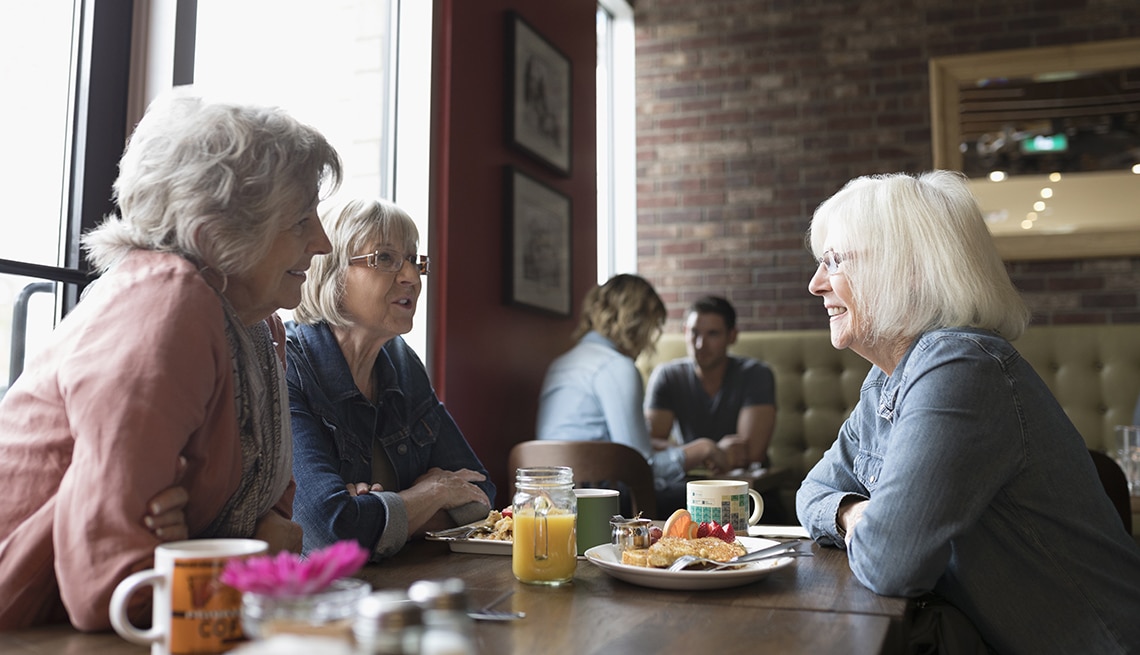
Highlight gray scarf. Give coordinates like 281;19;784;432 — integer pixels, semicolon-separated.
201;297;292;539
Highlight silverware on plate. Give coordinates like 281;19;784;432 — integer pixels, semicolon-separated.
666;539;813;572
425;522;494;540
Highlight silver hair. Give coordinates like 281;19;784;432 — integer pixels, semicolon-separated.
83;90;342;275
807;170;1030;345
293;197;420;328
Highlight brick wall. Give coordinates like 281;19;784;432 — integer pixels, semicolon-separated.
633;0;1140;331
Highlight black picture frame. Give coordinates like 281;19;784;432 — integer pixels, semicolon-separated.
505;11;572;176
504;167;572;316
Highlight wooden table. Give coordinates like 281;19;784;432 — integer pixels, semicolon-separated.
0;540;911;655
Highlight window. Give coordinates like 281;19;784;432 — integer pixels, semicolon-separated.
596;0;637;283
0;1;88;394
0;1;432;391
192;0;430;358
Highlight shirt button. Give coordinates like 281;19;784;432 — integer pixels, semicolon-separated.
869;475;876;483
397;444;408;455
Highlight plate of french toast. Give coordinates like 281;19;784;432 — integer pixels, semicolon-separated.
584;510;799;590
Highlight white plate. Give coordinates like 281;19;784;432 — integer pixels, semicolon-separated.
584;536;796;590
444;538;512;555
424;523;513;555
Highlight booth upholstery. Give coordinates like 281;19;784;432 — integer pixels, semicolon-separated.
637;324;1140;533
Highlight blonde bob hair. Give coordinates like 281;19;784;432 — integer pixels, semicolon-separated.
83;90;342;276
574;274;667;359
293;198;419;328
807;170;1030;346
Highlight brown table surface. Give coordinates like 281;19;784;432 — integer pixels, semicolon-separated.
1;538;911;655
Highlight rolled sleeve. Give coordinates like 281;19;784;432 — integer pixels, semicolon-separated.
367;491;408;559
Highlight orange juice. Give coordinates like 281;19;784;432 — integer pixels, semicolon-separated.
512;509;577;584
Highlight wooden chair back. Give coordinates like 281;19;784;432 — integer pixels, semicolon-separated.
507;440;658;519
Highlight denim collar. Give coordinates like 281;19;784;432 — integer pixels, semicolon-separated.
286;321;403;404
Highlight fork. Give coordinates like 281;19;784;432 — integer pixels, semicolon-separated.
467;590;526;621
666;540;813;572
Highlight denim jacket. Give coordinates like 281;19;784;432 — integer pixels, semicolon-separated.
797;328;1140;654
285;321;495;560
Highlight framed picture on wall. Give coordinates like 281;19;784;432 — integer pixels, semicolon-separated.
505;167;572;316
505;11;572;176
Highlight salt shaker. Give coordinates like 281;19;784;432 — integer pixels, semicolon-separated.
407;578;475;655
354;590;423;655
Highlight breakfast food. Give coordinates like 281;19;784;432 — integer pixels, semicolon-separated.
471;507;513;541
621;536;746;568
621;509;743;569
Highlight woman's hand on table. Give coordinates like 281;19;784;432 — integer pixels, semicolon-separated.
838;498;870;547
254;510;304;554
401;468;491;536
347;482;384;497
144;456;189;542
412;467;491;508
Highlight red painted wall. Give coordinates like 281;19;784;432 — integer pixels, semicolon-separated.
430;0;598;501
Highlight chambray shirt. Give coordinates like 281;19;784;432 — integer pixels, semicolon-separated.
536;331;687;490
797;328;1140;654
285;321;494;560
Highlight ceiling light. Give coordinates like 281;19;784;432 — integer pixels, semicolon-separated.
1049;172;1062;182
1040;188;1053;199
989;171;1007;182
1033;201;1046;212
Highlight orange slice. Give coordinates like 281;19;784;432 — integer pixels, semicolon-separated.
662;509;693;539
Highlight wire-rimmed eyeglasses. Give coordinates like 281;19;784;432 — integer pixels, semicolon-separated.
349;249;430;275
818;249;845;275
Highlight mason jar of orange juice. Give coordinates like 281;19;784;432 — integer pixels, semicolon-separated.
512;466;577;585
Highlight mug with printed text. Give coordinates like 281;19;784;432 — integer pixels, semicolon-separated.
686;479;764;532
110;538;268;655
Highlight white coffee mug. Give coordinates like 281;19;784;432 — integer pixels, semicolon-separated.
110;538;268;655
686;479;764;532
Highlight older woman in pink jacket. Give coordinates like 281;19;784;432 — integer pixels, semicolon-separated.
0;90;342;630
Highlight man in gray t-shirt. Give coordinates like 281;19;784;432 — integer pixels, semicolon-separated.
645;296;776;470
645;296;784;521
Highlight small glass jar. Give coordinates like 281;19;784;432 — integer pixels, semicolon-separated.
240;577;371;641
408;578;475;655
354;590;423;655
512;466;577;585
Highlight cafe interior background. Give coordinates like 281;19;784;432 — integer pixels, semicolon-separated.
1;0;1138;498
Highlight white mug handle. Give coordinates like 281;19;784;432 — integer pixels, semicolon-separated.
109;568;166;647
747;489;765;525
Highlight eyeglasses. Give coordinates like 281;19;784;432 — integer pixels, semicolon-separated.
349;249;430;275
818;249;845;275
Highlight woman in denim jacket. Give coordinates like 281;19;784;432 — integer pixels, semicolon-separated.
796;171;1140;654
286;199;494;560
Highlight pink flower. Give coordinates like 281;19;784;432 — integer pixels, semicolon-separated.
221;540;369;598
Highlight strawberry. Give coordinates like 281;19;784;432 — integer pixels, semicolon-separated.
722;523;735;542
501;507;513;518
708;521;725;541
649;526;663;545
696;522;711;538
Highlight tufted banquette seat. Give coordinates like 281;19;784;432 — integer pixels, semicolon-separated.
637;324;1140;533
